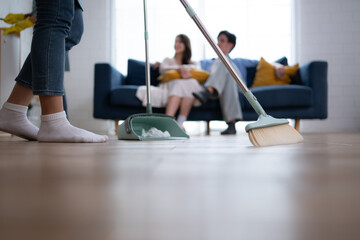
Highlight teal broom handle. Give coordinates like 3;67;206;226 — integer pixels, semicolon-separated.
179;0;267;116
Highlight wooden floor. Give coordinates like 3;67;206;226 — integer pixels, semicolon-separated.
1;132;360;240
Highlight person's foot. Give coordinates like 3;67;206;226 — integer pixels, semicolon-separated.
0;102;39;140
221;122;236;135
192;87;215;105
37;111;108;143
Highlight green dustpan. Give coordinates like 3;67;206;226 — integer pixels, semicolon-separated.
117;0;189;141
117;113;189;140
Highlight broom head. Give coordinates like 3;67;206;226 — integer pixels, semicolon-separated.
245;115;303;147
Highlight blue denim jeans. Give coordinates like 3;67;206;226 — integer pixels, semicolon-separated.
16;0;83;96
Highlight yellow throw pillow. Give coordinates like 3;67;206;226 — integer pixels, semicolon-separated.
190;69;211;84
158;69;210;84
251;57;299;88
157;70;180;82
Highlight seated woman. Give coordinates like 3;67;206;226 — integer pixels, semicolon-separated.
152;34;203;130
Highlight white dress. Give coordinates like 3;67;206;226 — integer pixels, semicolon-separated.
136;57;203;107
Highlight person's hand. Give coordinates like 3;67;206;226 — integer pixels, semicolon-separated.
28;14;37;24
274;64;285;79
152;62;160;70
179;66;192;79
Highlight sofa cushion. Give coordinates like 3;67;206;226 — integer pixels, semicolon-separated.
290;70;303;85
200;59;215;72
251;57;299;88
126;59;160;86
240;85;313;110
274;56;288;66
245;57;288;88
246;67;257;88
110;86;143;107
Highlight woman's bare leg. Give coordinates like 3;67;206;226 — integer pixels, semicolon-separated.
39;95;64;115
165;96;181;116
7;83;34;106
179;98;194;117
176;97;194;129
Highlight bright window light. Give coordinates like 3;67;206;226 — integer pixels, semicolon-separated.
111;0;293;73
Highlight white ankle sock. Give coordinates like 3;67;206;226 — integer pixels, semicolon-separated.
0;102;39;140
37;111;108;143
177;115;187;127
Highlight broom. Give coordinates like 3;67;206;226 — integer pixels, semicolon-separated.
179;0;303;147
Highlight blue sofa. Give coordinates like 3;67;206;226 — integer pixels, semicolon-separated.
93;58;328;132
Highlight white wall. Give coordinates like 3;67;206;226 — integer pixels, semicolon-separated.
296;0;360;132
64;0;112;134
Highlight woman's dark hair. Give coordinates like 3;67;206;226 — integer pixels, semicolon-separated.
176;34;192;64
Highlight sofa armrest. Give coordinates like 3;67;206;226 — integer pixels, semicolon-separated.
93;63;126;119
299;61;328;119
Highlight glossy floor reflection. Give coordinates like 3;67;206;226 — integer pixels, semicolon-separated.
1;133;360;240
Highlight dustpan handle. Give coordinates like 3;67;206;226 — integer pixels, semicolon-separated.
179;0;267;116
143;0;152;113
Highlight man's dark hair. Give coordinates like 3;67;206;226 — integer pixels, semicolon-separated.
218;30;236;50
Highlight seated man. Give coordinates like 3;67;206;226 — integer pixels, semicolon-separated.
193;30;242;135
193;30;286;135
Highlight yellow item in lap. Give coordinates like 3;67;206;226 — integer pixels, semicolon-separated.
250;57;299;88
2;13;25;24
3;17;34;35
158;69;210;84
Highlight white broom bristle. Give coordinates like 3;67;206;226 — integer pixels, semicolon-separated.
248;124;303;147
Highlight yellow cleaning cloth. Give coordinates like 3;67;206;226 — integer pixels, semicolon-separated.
2;13;25;25
3;17;34;35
